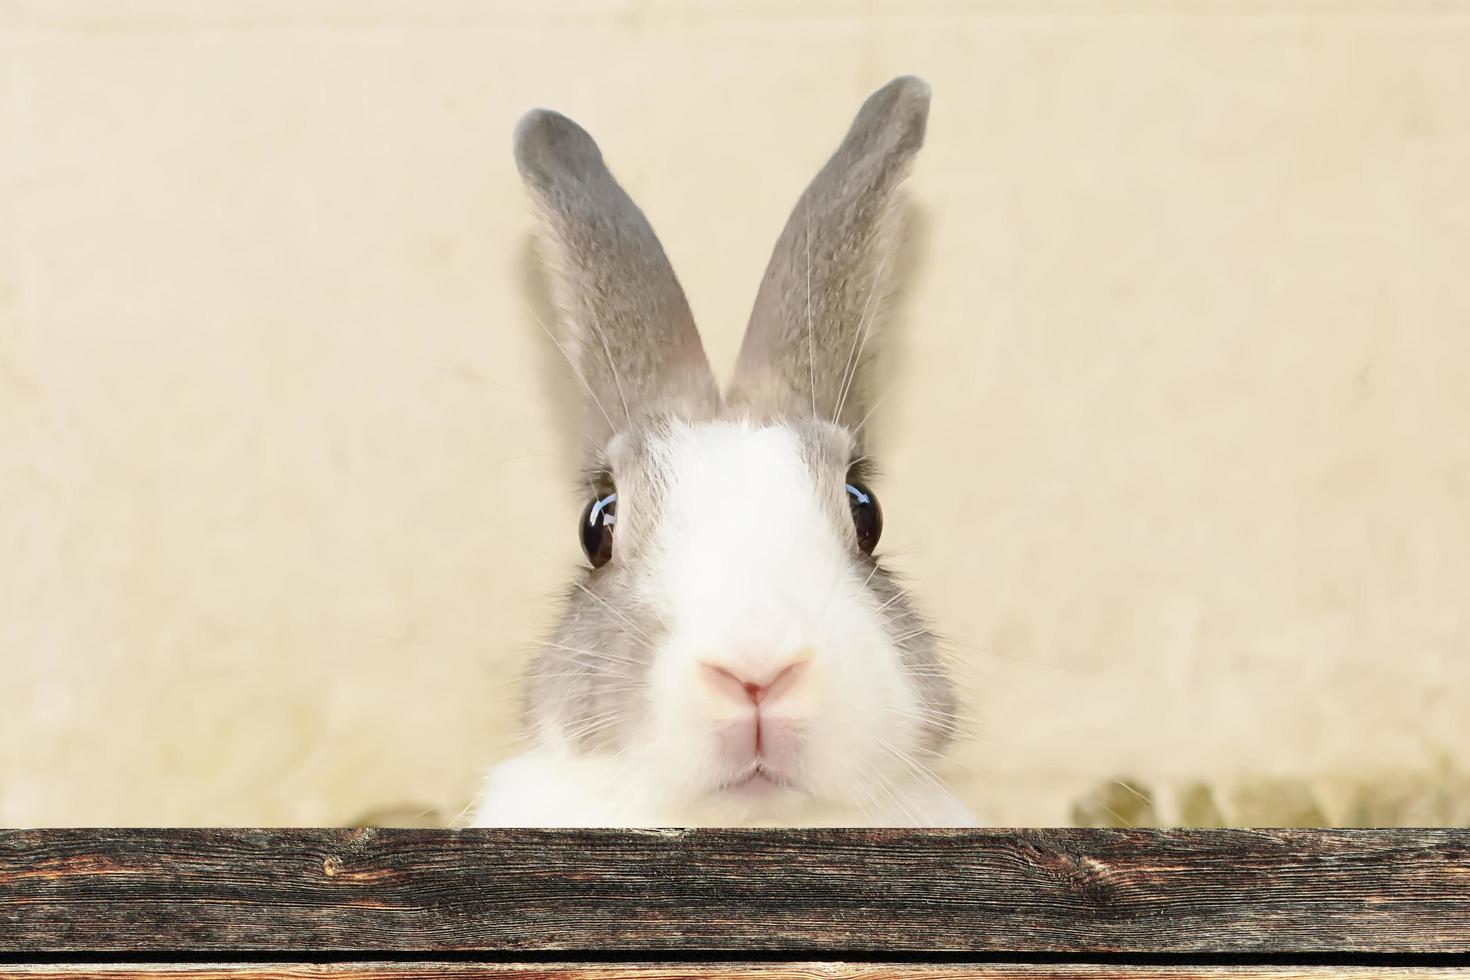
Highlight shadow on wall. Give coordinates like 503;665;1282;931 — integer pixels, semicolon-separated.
1067;762;1470;828
346;761;1470;829
858;196;930;427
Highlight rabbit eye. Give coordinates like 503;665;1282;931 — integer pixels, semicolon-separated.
845;481;882;554
580;491;617;568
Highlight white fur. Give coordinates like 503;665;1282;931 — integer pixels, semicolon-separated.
473;420;976;827
473;746;975;827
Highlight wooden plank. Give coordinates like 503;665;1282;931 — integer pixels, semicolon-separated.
1;829;1468;955
1;966;1468;980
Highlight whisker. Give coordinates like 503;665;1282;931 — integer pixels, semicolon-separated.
903;671;970;685
563;707;628;726
870;764;927;827
1094;800;1135;828
879;737;954;803
1113;778;1152;806
806;195;817;419
885;706;981;743
540;665;639;688
560;709;629;737
536;658;638;678
871;587;910;615
562;717;626;744
447;795;481;830
572;582;655;644
531;671;643;683
880;604;924;623
589;305;631;427
850;393;889;441
935;636;1080;673
525;304;617;434
884;703;963;726
832;243;897;426
531;679;644;700
535;639;642;667
838;771;884;823
536;654;638;677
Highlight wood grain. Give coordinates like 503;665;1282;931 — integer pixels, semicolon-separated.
1;966;1467;980
2;829;1468;955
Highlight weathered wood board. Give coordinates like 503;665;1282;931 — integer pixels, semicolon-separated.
1;967;1468;980
2;829;1468;978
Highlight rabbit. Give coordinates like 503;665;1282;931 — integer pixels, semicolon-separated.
472;76;976;827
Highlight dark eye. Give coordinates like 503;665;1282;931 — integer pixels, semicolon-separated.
580;490;617;568
845;480;882;554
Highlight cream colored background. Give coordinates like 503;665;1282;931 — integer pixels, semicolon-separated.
2;0;1467;827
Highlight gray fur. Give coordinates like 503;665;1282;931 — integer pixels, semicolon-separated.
528;565;666;753
514;77;959;776
727;75;930;431
525;415;682;751
515;109;720;457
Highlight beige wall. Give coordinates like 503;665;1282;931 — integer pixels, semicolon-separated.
2;0;1468;827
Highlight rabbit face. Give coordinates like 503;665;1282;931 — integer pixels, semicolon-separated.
525;413;955;821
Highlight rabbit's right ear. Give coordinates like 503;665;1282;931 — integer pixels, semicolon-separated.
727;77;928;432
515;110;719;451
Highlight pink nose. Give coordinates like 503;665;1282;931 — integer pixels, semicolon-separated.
700;659;808;705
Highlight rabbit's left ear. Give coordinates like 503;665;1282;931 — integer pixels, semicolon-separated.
727;76;929;431
515;108;719;453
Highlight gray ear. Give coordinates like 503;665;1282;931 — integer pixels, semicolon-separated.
727;76;929;430
515;109;719;450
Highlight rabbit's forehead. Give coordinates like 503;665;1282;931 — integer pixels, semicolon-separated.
606;416;854;545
